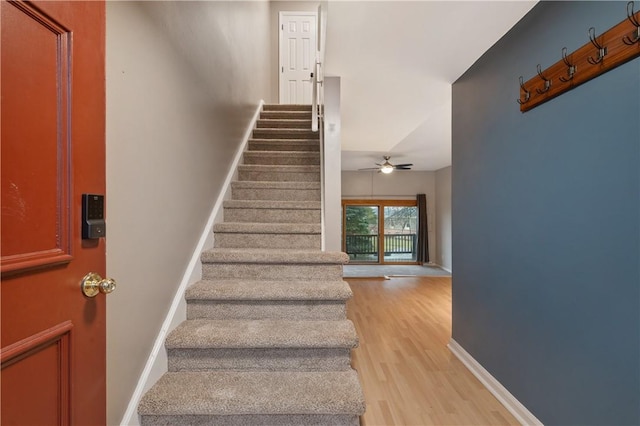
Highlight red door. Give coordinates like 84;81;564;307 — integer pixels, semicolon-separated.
1;1;107;424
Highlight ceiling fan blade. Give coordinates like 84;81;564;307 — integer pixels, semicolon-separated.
395;166;412;170
393;163;413;168
358;167;380;171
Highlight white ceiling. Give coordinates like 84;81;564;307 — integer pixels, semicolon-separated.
324;1;537;171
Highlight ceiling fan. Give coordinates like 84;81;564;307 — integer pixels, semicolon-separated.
359;156;413;174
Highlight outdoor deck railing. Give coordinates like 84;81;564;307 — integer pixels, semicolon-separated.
345;234;417;257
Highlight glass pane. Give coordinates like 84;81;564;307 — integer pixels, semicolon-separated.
383;206;418;262
344;206;379;263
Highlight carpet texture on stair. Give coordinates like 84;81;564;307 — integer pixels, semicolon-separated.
223;200;321;224
166;319;358;349
231;181;320;202
139;371;363;425
185;279;352;301
243;151;320;165
139;104;364;424
185;280;352;321
248;139;320;152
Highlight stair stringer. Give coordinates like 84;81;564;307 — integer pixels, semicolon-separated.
120;100;264;426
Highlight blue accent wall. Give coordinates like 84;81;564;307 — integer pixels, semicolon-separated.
451;2;640;424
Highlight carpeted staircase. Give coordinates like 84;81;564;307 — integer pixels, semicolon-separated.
138;104;365;425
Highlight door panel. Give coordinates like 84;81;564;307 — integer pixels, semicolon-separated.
1;322;72;425
1;0;72;273
383;206;418;263
279;13;316;104
1;1;106;425
344;205;379;263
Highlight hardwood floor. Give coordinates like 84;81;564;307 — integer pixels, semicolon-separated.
346;277;518;426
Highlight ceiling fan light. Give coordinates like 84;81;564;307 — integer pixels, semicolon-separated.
380;164;394;174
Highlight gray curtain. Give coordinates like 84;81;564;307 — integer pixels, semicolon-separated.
416;194;429;264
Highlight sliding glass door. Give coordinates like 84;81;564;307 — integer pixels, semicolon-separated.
383;205;418;263
344;205;379;263
342;200;418;264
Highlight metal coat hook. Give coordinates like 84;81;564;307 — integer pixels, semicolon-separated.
623;1;640;45
517;76;530;105
520;3;640;112
559;47;577;82
535;65;552;94
587;27;608;64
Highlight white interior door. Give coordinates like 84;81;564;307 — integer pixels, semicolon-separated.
279;12;317;105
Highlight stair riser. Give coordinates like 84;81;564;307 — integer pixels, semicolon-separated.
167;348;352;372
141;414;359;426
256;120;311;129
260;111;312;120
238;170;320;182
224;208;320;223
248;141;319;152
231;188;320;201
202;264;343;280
243;154;320;166
187;301;347;321
214;233;321;249
263;104;313;112
252;129;319;140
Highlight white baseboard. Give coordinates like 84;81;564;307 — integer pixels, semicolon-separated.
119;100;264;426
429;262;451;273
448;339;543;426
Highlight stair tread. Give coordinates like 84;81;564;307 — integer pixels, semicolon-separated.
138;370;365;416
257;119;311;124
231;181;320;189
238;164;320;171
213;222;320;234
249;138;319;143
257;118;312;122
166;319;357;349
201;248;349;265
186;279;352;301
261;110;311;115
252;129;319;140
254;128;316;133
244;151;320;157
260;115;313;122
247;143;320;152
263;104;313;111
223;200;320;209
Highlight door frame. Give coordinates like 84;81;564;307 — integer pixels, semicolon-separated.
342;199;419;265
278;11;317;104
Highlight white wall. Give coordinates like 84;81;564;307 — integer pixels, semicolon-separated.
341;171;437;263
435;166;452;271
323;76;342;251
106;2;270;424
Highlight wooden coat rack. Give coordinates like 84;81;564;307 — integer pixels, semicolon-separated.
518;1;640;112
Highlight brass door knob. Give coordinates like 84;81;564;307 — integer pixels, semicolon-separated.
81;272;116;298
